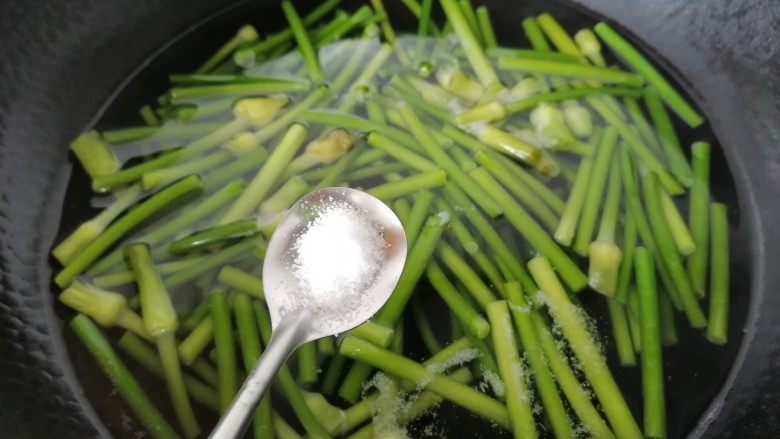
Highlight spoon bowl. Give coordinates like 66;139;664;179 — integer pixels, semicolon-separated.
264;186;408;341
210;187;407;439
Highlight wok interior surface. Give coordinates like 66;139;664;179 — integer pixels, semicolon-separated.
0;0;777;438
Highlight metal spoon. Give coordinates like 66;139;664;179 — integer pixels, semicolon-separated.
209;187;407;439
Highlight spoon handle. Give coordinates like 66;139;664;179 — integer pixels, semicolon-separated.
209;311;309;439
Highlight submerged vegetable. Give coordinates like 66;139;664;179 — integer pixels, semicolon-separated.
53;1;732;438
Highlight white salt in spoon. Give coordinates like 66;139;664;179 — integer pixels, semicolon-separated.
210;187;407;439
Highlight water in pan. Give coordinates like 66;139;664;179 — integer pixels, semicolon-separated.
52;0;748;438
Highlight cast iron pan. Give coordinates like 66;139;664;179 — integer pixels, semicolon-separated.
0;0;778;437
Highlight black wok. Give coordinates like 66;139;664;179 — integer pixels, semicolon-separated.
0;0;778;437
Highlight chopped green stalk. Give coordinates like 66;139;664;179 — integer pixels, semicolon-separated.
586;98;684;195
282;1;323;82
456;101;507;125
118;332;220;413
399;106;503;217
219;123;308;224
530;104;580;151
70;131;121;178
210;290;237;413
434;199;478;254
529;256;642;439
417;0;435;38
157;333;201;438
607;298;637;366
588;159;623;296
259;176;309;217
252;302;332;438
660;187;696;255
340;214;448;402
634;248;666;439
273;411;300;439
470;167;587;291
53;184;142;264
317;337;335;356
618;148;668;288
140;105;160;126
349;320;395;347
386;78;455;123
126;243;200;438
168;219;258;255
644;89;693;186
406;191;436;247
411;294;442;354
365;169;447;201
531;314;617;439
623;98;661;151
573;126;618;255
458;0;483;47
475;6;498;48
643;172;707;328
126;243;174;335
438;242;497;309
376;214;448;325
339;335;510;427
627;298;642;353
345;162;412;183
687;142;711;296
218;266;264;299
182;300;210;332
59;280;148;339
224;131;262;156
615;213;638;303
574;28;606;66
197;25;259;73
593;22;704;127
70;315;179;439
321;354;348;396
142;150;232;190
178;316;214;366
506;283;573;439
369;0;398;46
427;262;490;338
440;0;499;86
393;197;412;226
499;57;643;87
237;0;339;62
366;132;437;172
313;6;375;48
303;392;346;434
522;17;552;51
166;236;263;288
170;79;309;100
659;292;678;346
536;14;588;62
443;184;537;295
488;151;566;215
707;203;730;344
474;124;543;168
92;149;186;191
486;300;538;439
436;70;485;102
298;342;319;385
488;47;579;63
